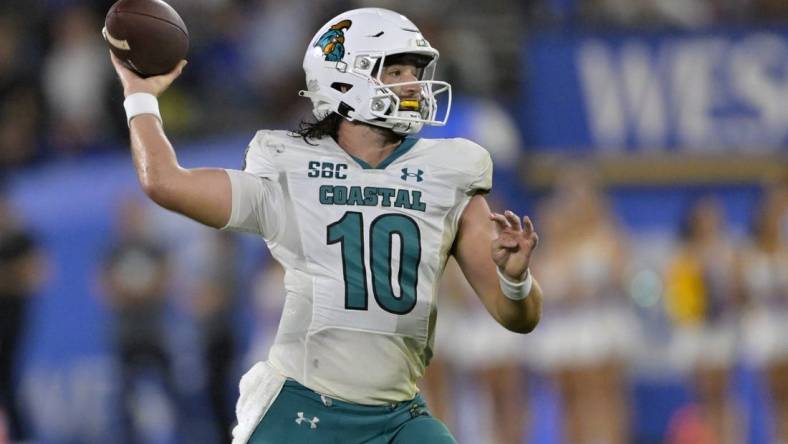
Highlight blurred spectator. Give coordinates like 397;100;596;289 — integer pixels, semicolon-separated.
737;177;788;443
191;231;241;440
531;166;635;444
99;198;179;444
43;5;113;155
0;190;45;442
0;13;43;170
664;197;743;444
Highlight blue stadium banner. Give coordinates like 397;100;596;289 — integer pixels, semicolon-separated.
521;29;788;152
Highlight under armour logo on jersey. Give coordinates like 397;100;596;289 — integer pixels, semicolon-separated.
401;168;424;182
295;412;320;429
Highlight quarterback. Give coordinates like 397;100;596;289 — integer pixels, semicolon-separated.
110;8;543;444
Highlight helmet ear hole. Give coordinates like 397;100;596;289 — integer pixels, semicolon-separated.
331;82;353;92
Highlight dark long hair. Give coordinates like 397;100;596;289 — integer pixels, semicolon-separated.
292;112;403;146
292;113;344;145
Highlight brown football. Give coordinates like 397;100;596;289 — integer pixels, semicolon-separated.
103;0;189;77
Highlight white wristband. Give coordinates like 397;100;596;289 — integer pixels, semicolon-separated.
497;267;533;301
123;92;161;125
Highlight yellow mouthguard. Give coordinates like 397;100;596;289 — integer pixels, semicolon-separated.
399;99;420;111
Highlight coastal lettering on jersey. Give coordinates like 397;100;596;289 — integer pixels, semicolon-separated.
319;185;427;212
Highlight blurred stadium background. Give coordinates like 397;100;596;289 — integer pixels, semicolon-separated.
1;0;787;443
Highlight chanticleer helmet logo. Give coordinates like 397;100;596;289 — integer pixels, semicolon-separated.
315;20;352;61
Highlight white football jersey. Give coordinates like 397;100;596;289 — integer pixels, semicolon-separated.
223;130;492;404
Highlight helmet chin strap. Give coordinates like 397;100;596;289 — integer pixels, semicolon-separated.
392;121;421;135
350;113;421;135
360;105;425;134
389;111;424;134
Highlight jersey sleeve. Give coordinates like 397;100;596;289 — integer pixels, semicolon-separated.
242;130;279;179
462;140;493;195
221;131;284;239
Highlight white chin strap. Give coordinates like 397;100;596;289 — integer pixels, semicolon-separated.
387;111;425;135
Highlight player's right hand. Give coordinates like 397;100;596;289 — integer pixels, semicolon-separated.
490;210;539;282
110;51;187;98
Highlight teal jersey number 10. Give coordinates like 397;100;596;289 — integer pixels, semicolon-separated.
327;211;421;315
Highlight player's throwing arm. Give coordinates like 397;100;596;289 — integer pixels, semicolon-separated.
105;0;235;230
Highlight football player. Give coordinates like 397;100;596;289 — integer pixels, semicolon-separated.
109;8;543;443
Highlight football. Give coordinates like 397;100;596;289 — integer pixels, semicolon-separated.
103;0;189;77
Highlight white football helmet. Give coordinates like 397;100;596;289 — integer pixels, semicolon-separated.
300;8;452;135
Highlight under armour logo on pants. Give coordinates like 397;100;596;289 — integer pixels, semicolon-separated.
295;412;320;429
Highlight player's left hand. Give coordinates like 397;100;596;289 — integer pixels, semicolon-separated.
490;211;539;281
